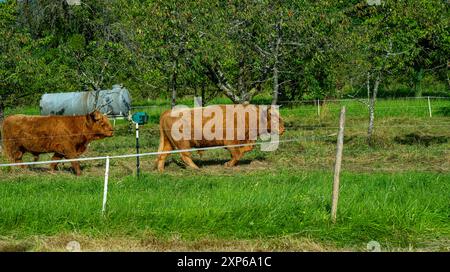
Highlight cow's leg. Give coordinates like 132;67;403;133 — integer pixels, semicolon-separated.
180;152;200;170
224;140;254;167
156;136;173;172
172;140;200;170
12;149;26;168
241;141;255;153
50;153;64;172
225;147;243;167
32;153;40;162
63;151;82;176
70;161;82;176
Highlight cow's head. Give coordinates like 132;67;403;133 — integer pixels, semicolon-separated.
266;107;285;136
88;110;114;139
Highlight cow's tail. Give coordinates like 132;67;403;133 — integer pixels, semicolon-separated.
155;116;171;169
157;121;166;153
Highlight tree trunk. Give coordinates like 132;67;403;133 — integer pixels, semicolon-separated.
201;81;206;106
171;75;177;109
447;63;450;90
0;97;4;144
171;60;177;109
367;74;380;144
205;64;241;103
238;58;245;99
447;72;450;90
0;97;4;122
272;66;279;105
367;72;370;103
272;18;282;105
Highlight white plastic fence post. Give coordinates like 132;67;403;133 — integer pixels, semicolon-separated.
102;156;110;215
136;123;140;177
427;96;432;118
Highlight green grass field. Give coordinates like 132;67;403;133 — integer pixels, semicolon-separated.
0;97;449;251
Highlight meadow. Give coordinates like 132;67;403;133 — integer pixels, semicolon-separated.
0;97;449;251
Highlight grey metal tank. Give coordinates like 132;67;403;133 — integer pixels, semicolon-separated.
40;84;131;117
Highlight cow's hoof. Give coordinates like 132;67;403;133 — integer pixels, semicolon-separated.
224;161;235;167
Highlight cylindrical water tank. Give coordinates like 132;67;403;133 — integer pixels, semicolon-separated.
40;84;131;117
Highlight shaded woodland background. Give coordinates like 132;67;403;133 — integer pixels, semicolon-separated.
1;0;449;113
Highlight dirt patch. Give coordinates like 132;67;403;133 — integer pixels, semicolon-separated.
2;234;446;252
0;240;33;252
249;160;268;168
0;234;347;252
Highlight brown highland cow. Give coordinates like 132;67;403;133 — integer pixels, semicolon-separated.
156;104;285;172
1;111;113;175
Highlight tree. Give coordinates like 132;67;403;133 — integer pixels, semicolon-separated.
0;0;39;120
339;0;449;144
194;0;271;104
1;0;449;112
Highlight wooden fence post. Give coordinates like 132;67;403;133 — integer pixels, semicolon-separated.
331;106;346;223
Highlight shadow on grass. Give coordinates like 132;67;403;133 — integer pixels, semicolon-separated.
394;133;449;146
163;157;265;170
436;106;450;117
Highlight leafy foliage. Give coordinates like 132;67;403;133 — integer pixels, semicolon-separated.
0;0;449;108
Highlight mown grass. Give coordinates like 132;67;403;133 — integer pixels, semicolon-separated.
0;98;449;251
0;170;448;251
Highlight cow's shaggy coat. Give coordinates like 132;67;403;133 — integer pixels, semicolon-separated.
156;105;285;172
1;111;113;175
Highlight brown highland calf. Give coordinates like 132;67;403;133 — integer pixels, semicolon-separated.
1;111;113;175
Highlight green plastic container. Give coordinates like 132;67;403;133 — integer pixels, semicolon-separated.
131;112;149;125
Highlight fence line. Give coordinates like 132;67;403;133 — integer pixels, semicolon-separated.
1;96;448;142
1;122;449;143
126;124;450;132
127;97;450;110
129;96;450;109
130;105;450;111
278;96;450;104
0;137;310;168
130;104;450;110
2;129;446;168
131;105;166;109
1;123;450;143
